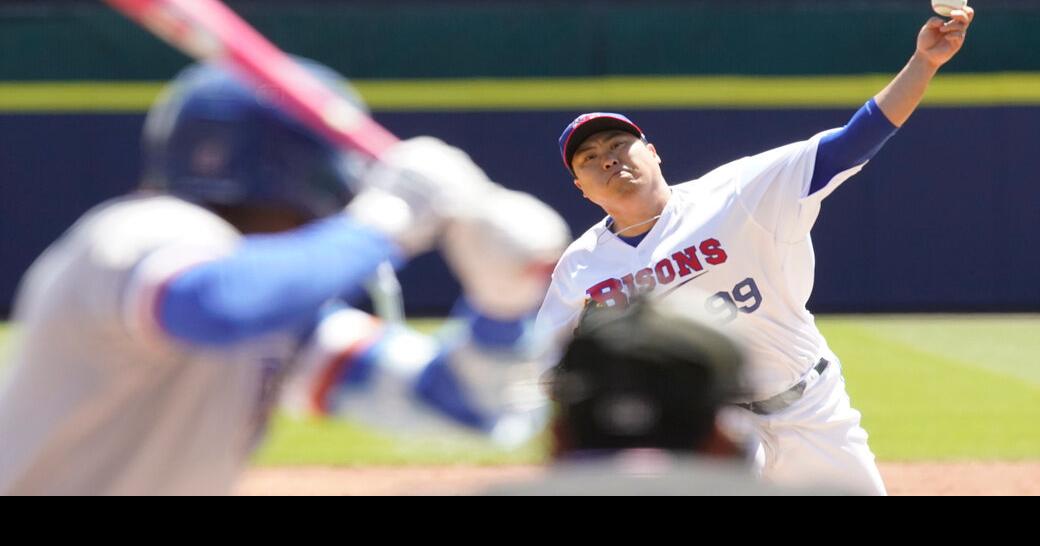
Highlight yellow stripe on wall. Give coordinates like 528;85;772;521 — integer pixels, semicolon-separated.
0;83;165;112
2;73;1039;113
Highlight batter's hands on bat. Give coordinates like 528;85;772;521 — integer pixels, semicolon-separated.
916;7;974;68
348;137;497;256
443;189;571;320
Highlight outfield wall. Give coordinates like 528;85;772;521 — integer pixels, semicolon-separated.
3;106;1038;315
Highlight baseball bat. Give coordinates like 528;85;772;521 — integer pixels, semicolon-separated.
103;0;399;160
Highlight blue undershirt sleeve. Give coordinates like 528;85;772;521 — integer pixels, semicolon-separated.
451;298;530;348
159;216;403;347
810;98;900;196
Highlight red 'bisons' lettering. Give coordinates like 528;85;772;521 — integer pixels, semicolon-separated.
654;259;676;284
671;246;704;276
700;238;728;265
586;278;628;307
635;268;656;293
585;238;728;305
621;273;637;295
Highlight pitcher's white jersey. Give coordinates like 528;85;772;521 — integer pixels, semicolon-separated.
538;132;863;400
0;194;293;495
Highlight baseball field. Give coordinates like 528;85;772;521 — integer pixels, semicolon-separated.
2;316;1037;494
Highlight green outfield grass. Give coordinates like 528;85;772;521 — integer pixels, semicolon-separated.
253;415;546;466
1;317;1037;464
256;315;1040;465
820;316;1040;461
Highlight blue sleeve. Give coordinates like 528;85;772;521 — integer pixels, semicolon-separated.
159;216;403;347
810;99;899;195
450;298;531;348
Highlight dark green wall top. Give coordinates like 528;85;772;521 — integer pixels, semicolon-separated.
1;2;1037;80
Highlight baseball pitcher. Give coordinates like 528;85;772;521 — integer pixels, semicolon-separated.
537;8;975;495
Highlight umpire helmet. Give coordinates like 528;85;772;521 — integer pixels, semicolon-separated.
142;60;366;220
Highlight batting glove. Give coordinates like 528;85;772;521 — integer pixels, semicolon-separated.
442;188;572;320
347;137;496;256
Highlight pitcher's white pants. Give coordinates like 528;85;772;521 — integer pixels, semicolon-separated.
741;359;887;496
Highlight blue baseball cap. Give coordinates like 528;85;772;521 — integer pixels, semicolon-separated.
559;112;646;176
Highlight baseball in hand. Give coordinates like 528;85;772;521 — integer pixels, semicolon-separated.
932;0;968;17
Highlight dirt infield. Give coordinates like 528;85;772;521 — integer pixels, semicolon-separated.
237;461;1040;496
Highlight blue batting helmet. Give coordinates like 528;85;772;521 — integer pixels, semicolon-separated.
142;60;367;220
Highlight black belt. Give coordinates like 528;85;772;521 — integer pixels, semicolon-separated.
736;358;830;416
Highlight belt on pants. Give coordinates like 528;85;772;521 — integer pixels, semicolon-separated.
736;358;830;416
